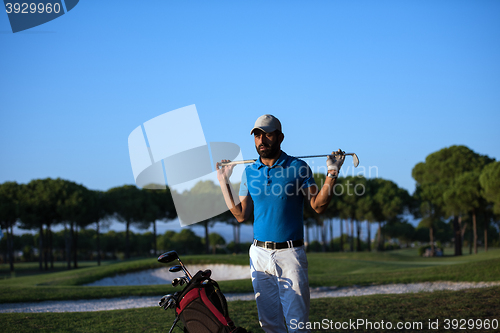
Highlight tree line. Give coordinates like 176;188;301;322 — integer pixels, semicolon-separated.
0;180;177;272
304;145;500;256
0;227;227;263
1;145;499;272
412;145;500;256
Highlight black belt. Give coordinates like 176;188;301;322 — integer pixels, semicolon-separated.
253;239;304;250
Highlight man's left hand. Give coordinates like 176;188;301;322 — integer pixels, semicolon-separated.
326;149;345;176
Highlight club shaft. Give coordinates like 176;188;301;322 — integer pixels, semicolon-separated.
177;259;192;280
220;153;356;166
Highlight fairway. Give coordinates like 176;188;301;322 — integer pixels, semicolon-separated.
1;287;500;333
1;249;500;332
1;248;500;304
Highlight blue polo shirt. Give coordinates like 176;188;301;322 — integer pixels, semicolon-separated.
239;151;317;242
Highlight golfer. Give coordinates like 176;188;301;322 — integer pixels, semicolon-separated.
216;114;344;333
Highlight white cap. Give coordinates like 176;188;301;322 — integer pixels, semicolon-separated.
250;114;282;135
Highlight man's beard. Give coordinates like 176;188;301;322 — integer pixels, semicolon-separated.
256;140;280;159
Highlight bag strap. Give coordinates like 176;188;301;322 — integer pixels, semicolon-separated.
175;288;199;315
205;278;229;317
208;279;236;330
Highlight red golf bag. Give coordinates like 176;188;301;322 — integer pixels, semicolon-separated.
172;270;249;333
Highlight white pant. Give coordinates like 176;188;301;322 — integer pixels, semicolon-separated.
249;244;310;333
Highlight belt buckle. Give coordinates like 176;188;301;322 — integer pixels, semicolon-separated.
264;241;274;250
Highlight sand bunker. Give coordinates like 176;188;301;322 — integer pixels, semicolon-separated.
84;264;251;287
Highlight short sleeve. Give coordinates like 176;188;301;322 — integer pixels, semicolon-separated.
300;162;316;190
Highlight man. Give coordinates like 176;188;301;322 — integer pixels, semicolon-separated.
216;114;344;333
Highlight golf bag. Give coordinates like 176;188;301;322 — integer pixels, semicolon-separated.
173;269;247;333
157;250;250;333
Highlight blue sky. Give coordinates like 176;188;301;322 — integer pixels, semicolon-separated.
1;1;500;240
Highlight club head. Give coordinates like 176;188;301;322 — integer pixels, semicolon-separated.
352;153;359;168
169;265;183;273
159;294;173;308
172;278;181;287
158;251;179;264
166;298;176;309
201;269;212;278
180;278;186;286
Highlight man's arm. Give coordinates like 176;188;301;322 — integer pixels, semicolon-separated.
306;176;337;214
216;160;254;223
304;149;345;214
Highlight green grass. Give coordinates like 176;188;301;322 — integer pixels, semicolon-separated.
308;248;500;287
0;260;120;279
1;248;500;303
0;254;251;286
2;286;500;332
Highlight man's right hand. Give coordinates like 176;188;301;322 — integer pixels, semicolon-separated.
216;159;235;182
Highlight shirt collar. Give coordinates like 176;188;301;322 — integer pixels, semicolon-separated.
256;151;288;169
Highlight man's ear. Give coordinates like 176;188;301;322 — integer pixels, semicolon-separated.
278;132;285;143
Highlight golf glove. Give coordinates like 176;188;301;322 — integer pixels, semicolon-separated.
327;150;345;173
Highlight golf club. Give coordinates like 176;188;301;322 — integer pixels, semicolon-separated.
172;278;182;287
159;294;175;309
158;251;193;280
166;298;176;309
169;265;183;273
172;277;188;287
157;250;179;263
218;152;360;168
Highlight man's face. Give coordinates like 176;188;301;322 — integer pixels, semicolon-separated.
254;130;283;159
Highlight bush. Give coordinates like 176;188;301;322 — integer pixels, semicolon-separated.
418;245;444;257
307;240;322;252
226;241;251;254
383;243;401;251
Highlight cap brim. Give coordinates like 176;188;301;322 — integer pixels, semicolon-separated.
250;126;276;135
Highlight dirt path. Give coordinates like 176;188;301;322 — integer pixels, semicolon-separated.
1;281;499;313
